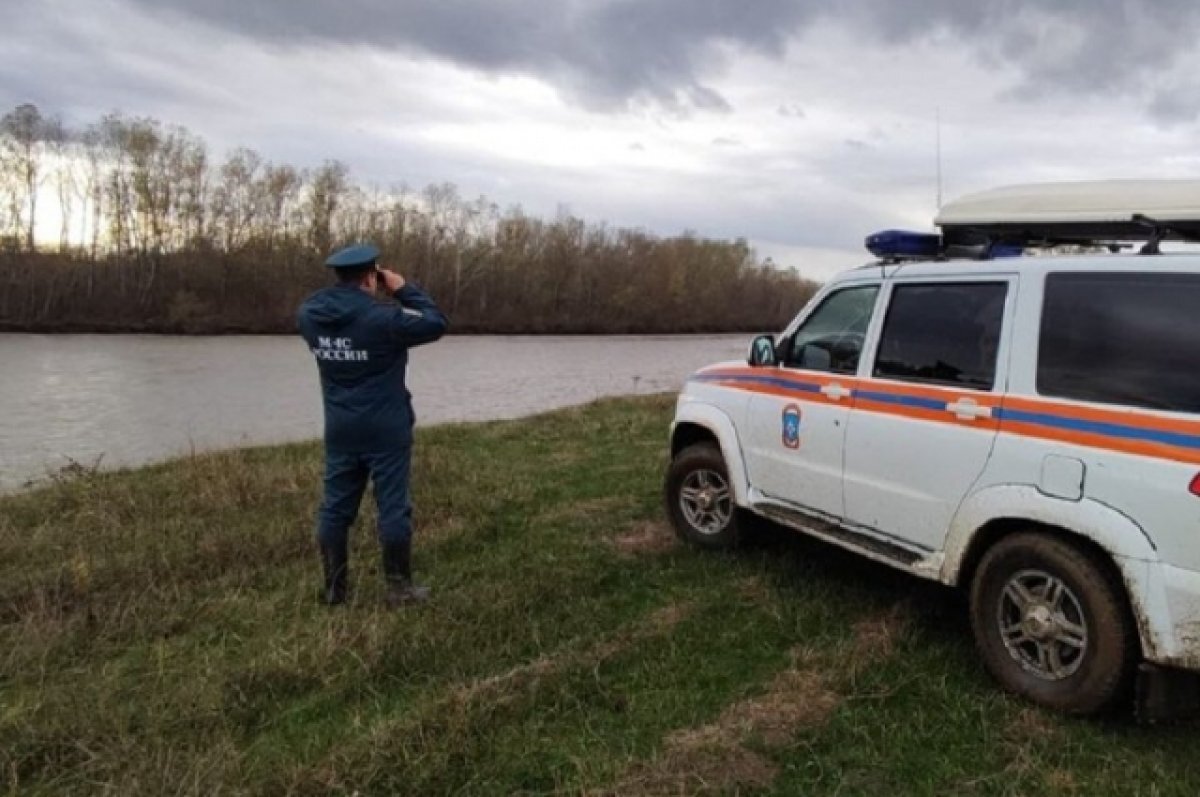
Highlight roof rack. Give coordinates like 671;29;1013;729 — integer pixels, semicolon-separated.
866;180;1200;262
935;179;1200;255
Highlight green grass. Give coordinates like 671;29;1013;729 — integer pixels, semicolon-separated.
2;395;1198;795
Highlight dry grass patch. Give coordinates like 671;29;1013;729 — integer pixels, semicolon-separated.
670;665;841;751
609;740;780;796
538;496;635;527
604;602;915;796
1045;768;1081;793
447;602;694;707
415;514;468;544
611;520;677;558
605;648;842;795
1005;706;1062;741
735;575;775;607
545;448;587;466
998;706;1067;781
844;602;913;677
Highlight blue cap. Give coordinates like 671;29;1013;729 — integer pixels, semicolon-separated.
324;244;379;269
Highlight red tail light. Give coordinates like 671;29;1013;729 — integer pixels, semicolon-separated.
1190;473;1200;497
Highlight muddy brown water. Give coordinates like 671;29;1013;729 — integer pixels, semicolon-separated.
0;333;748;491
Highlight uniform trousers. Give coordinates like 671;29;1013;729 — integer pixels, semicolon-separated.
317;445;413;548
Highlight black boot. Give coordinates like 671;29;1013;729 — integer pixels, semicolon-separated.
319;542;350;606
382;538;430;607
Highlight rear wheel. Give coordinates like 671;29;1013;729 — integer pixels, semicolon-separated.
970;532;1137;715
665;442;741;550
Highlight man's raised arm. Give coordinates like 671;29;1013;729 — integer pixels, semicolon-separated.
379;268;448;347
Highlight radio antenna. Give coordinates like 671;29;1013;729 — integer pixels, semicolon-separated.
935;107;943;211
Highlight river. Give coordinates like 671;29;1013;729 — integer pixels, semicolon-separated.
0;333;749;490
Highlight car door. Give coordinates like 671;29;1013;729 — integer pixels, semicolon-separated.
842;277;1014;552
742;283;881;517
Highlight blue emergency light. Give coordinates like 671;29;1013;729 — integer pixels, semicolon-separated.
990;243;1024;258
865;229;941;261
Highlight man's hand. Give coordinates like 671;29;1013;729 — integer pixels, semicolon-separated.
377;268;406;293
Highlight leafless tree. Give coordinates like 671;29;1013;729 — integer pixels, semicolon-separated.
306;160;348;256
0;103;819;335
1;103;47;252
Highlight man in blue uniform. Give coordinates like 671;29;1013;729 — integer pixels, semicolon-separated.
297;244;448;607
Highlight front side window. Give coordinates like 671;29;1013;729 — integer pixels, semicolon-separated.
873;282;1008;390
1039;272;1200;412
787;285;879;374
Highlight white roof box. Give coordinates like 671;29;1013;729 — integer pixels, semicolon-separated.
935;179;1200;244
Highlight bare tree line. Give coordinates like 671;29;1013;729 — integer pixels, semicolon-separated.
0;103;819;334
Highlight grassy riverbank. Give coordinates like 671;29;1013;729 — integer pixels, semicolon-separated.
2;396;1198;795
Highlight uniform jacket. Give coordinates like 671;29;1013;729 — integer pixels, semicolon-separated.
298;283;448;451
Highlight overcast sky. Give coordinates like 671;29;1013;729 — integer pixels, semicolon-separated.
4;0;1200;278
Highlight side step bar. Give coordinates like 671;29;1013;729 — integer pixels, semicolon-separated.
753;502;926;567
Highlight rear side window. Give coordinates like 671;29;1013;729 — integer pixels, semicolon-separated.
873;282;1008;390
1039;272;1200;412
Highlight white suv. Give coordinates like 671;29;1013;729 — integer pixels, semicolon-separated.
666;181;1200;717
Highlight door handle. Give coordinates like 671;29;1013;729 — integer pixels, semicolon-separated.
821;383;852;401
946;398;992;421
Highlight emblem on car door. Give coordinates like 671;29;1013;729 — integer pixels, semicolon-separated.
782;404;802;449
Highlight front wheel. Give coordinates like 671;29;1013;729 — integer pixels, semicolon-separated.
665;442;741;550
970;532;1137;715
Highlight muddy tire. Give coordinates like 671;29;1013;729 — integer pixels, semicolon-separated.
970;531;1137;715
665;442;741;550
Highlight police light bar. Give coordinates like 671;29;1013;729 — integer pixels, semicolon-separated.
865;229;941;261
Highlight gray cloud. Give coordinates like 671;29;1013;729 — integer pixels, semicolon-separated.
6;0;1200;278
1145;77;1200;125
119;0;812;112
121;0;1200;118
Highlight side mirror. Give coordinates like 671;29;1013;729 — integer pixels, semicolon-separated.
747;335;778;367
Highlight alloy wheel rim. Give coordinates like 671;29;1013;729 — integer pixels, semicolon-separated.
679;468;732;535
996;568;1089;681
